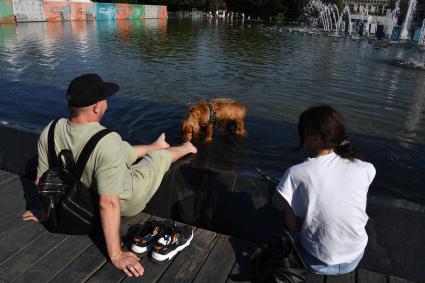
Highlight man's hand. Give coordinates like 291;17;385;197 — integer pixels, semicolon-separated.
99;194;143;277
111;250;144;277
22;177;45;222
22;210;46;222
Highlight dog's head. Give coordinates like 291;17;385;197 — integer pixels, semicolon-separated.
181;102;210;142
182;113;201;142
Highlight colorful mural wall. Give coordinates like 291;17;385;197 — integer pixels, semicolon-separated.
94;2;115;21
12;0;46;22
0;0;15;24
71;2;94;21
44;1;71;21
1;0;167;24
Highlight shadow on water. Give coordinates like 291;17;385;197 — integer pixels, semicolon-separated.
2;85;423;210
2;90;424;282
111;98;425;206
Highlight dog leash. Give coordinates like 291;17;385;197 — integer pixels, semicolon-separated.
225;129;279;186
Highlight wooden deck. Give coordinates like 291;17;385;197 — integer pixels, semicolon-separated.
0;170;417;283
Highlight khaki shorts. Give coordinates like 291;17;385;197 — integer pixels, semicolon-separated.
121;149;172;216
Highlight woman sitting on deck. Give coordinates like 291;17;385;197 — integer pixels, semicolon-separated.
277;105;376;275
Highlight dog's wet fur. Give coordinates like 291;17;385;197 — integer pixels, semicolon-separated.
182;98;247;142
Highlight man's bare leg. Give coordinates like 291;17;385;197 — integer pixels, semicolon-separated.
133;133;170;158
166;142;197;162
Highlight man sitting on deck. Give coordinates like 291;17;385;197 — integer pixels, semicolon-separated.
22;74;197;277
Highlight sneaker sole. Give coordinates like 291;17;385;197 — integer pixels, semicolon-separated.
131;244;148;254
151;231;194;262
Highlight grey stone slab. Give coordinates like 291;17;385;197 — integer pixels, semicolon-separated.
357;269;386;283
144;162;238;233
326;271;355;283
306;273;325;283
389;275;417;283
363;202;425;282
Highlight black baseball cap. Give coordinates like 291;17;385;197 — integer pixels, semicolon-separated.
66;74;120;108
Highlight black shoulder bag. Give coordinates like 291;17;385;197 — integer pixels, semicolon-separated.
37;118;111;235
251;230;308;283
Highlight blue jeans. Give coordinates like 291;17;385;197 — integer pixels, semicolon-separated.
294;234;364;275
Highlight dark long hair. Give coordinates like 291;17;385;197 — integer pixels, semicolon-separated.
295;105;358;160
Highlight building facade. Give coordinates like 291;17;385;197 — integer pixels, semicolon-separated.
344;0;391;16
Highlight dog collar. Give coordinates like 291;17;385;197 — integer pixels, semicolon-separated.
208;103;217;126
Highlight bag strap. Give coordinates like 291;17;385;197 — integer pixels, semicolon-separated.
47;118;60;168
74;129;112;181
58;149;76;172
283;230;308;270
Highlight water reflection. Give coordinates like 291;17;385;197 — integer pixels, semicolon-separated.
399;72;425;144
0;19;425;205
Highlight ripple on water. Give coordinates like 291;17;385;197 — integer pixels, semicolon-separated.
0;20;425;205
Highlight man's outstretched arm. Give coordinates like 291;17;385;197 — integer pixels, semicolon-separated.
99;194;144;277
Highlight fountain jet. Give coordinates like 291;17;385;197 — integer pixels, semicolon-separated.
400;0;417;40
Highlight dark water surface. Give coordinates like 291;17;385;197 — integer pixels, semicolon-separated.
0;19;424;208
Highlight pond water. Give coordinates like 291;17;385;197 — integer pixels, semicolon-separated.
0;19;424;208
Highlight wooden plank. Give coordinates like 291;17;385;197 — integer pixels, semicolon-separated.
156;228;218;283
0;214;23;232
0;232;69;282
0;177;27;224
123;216;191;283
389;275;416;283
357;269;386;283
87;213;153;283
0;220;46;264
51;213;153;283
0;176;40;233
193;235;243;283
0;170;18;185
49;239;108;283
226;240;257;283
123;244;176;283
326;271;356;283
13;235;93;283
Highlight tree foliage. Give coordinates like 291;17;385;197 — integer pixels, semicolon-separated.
100;0;317;20
225;0;309;19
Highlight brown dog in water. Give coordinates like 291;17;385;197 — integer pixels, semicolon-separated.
182;98;247;142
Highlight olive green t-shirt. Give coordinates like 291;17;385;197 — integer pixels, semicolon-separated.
37;118;138;215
